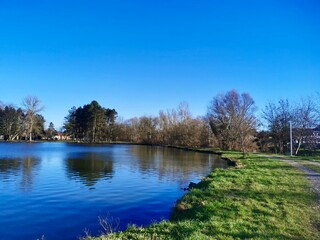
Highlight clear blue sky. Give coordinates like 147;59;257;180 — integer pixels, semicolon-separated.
0;0;319;129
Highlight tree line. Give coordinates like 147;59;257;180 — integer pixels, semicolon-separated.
1;91;320;155
260;96;320;154
0;96;56;141
111;102;212;147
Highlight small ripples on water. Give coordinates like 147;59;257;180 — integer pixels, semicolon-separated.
0;143;228;240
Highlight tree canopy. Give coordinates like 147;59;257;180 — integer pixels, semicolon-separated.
0;97;45;141
1;91;319;156
64;100;117;143
207;90;257;154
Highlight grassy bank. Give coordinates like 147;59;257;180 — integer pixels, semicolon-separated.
85;152;320;240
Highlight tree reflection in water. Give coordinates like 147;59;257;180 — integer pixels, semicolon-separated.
0;156;40;191
65;152;114;187
130;146;227;186
0;158;21;173
21;156;41;190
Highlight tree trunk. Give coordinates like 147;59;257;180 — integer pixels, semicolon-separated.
295;136;302;155
92;116;96;143
29;119;34;142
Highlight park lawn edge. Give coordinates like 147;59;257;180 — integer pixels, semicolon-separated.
84;151;320;240
297;162;320;173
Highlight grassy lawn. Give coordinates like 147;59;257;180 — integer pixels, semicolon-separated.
293;155;320;163
85;152;320;240
259;151;320;163
292;150;320;163
297;162;320;173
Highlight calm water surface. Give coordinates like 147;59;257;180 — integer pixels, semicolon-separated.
0;142;228;239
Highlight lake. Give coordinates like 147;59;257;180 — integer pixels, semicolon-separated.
0;142;228;239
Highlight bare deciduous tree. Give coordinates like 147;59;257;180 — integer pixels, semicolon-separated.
22;96;44;141
262;99;292;153
207;90;257;154
112;102;212;147
263;97;319;155
292;97;318;154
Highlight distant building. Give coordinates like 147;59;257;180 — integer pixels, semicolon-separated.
312;126;320;145
294;126;320;149
54;132;71;141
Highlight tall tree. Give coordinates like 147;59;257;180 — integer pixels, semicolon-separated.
105;108;117;142
85;101;107;142
136;116;159;144
64;106;77;140
46;122;57;139
22;96;44;141
262;99;292;153
0;105;25;140
207;90;257;154
64;101;115;143
290;97;318;154
33;114;46;140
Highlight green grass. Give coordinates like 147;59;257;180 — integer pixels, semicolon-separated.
291;149;320;162
297;162;320;173
85;152;320;240
260;151;320;163
293;155;320;163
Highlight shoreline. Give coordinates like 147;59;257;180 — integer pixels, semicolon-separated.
1;142;318;239
85;151;319;239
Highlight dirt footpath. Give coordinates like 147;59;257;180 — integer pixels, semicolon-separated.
284;160;320;201
261;155;320;209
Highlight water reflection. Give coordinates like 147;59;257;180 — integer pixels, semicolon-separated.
0;158;21;173
0;143;229;240
130;146;227;184
65;152;114;186
0;156;41;191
